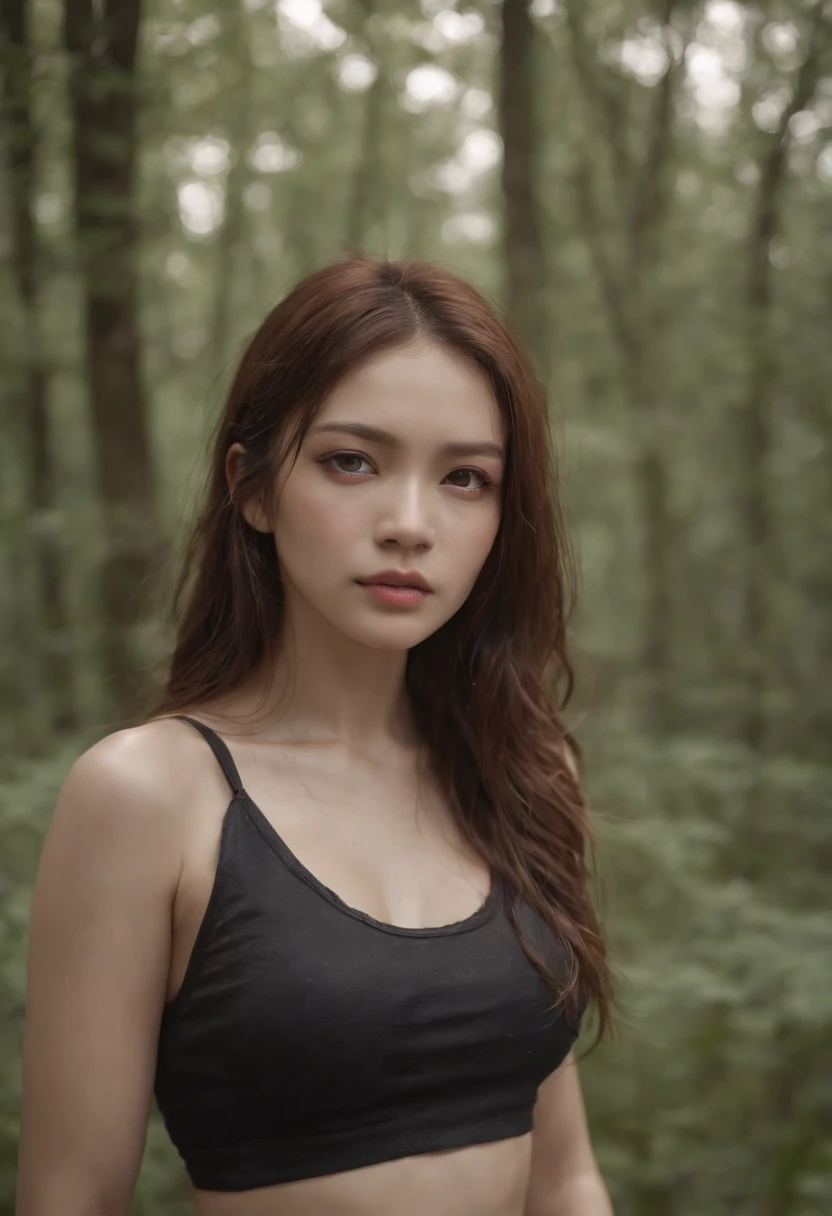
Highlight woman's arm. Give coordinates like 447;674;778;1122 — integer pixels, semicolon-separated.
523;742;612;1213
524;1052;613;1216
15;726;185;1216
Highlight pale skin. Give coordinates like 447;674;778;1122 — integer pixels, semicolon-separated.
16;340;613;1216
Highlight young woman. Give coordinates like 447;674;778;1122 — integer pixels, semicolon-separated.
17;256;615;1216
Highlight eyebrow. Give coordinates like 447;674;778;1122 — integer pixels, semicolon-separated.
308;422;504;461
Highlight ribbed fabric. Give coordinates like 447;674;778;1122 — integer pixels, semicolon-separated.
154;717;579;1191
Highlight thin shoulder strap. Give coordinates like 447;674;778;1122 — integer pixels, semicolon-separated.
175;716;245;797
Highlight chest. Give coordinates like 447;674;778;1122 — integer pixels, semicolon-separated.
159;813;577;1139
198;741;492;930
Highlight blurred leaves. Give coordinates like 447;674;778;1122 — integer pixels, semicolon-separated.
1;0;831;1212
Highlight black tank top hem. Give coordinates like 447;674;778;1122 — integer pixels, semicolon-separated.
184;1109;535;1191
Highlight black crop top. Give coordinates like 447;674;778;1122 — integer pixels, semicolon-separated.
154;717;581;1191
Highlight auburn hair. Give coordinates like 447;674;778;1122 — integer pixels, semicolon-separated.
151;255;614;1050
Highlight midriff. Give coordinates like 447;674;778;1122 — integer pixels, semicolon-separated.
192;1133;534;1216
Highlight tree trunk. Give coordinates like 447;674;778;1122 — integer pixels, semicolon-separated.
344;0;386;254
635;435;673;728
283;62;342;281
499;0;550;381
737;17;828;754
209;1;253;387
564;2;682;732
63;0;162;724
1;0;76;734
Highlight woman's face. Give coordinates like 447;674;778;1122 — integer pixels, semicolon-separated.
238;340;505;652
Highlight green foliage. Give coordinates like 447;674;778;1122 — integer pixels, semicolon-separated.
580;726;832;1213
1;0;831;1212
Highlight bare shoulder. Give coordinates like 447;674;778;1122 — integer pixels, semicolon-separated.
56;715;216;841
17;717;220;1211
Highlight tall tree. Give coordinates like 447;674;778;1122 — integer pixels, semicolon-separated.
209;0;254;387
562;0;687;730
0;0;76;735
737;4;832;755
499;0;550;380
344;0;387;253
63;0;162;721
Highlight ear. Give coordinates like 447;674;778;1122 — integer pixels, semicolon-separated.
226;442;272;534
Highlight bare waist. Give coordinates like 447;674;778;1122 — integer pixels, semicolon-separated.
192;1134;533;1216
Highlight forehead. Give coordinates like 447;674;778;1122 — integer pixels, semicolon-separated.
315;341;504;446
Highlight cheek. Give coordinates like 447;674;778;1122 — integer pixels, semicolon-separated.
451;501;502;567
276;479;358;551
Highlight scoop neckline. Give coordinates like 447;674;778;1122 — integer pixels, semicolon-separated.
238;791;501;938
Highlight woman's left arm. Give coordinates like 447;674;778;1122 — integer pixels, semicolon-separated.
524;1050;614;1216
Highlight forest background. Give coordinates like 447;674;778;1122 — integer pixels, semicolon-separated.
1;0;831;1212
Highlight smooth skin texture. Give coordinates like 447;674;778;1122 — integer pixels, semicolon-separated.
17;341;612;1216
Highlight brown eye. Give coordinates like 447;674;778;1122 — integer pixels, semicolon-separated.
445;468;491;491
322;452;373;476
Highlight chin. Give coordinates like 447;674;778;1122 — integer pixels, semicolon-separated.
348;623;436;652
331;610;443;652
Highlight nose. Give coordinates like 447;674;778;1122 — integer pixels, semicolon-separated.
375;475;435;553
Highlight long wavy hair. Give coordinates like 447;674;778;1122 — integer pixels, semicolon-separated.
152;255;614;1050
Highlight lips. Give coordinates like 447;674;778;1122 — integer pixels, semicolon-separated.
357;570;433;592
